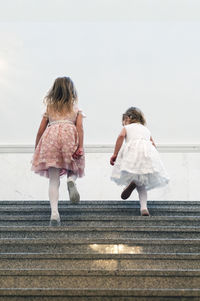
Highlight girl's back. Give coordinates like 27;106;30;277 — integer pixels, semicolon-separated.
111;106;169;216
45;104;80;124
111;106;169;192
125;123;151;143
32;77;85;179
32;76;85;225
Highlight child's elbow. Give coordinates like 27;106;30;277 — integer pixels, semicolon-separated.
118;133;125;140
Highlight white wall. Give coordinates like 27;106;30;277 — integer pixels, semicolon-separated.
0;148;200;201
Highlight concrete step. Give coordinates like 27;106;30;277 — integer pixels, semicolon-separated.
0;253;199;270
1;207;200;216
0;269;200;290
0;238;200;254
1;215;200;227
1;201;200;207
0;200;199;299
0;288;200;300
0;269;200;289
1;226;200;239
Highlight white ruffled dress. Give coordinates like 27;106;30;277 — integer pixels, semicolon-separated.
111;123;169;190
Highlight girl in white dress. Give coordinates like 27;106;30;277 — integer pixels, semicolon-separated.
110;107;169;216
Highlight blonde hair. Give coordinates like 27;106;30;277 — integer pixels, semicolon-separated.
44;77;77;114
124;107;146;125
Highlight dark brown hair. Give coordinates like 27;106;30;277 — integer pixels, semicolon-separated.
122;113;127;122
44;77;77;114
124;107;146;125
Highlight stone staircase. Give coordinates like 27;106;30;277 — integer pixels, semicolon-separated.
0;200;200;300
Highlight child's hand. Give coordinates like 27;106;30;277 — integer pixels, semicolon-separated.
73;147;84;159
110;154;117;165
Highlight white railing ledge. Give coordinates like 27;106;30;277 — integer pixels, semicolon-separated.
0;144;200;153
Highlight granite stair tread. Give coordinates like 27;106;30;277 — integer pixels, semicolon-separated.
0;238;200;254
1;253;199;270
0;201;200;299
1;253;200;259
1;215;200;227
1;269;200;289
1;205;200;210
1;225;200;230
1;200;200;206
1;226;200;239
1;238;200;245
1;268;200;275
1;206;200;218
1;237;200;243
1;288;200;297
1;215;200;220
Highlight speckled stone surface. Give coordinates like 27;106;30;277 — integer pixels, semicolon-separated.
0;288;200;300
1;216;200;227
0;269;200;289
0;201;200;299
0;253;200;270
1;238;200;254
1;201;200;218
1;207;200;217
1;200;200;206
0;297;199;301
1;226;200;239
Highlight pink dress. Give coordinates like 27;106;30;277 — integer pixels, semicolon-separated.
31;106;85;178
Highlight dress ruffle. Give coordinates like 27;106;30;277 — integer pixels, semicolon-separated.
111;139;169;190
31;122;85;178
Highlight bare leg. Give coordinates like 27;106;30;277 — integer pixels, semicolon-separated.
136;185;149;216
49;167;60;225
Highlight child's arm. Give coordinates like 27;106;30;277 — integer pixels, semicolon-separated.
150;136;156;148
35;116;49;149
110;128;126;165
73;113;84;159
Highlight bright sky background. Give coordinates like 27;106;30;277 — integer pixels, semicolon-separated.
0;0;200;144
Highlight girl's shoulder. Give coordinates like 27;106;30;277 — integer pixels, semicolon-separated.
126;122;148;128
43;104;86;119
74;104;86;118
125;122;144;129
125;123;151;134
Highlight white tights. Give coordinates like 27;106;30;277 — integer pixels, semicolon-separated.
48;167;147;218
48;167;77;220
49;168;60;220
136;185;148;211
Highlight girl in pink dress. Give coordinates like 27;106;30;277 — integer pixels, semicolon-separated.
32;77;85;226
